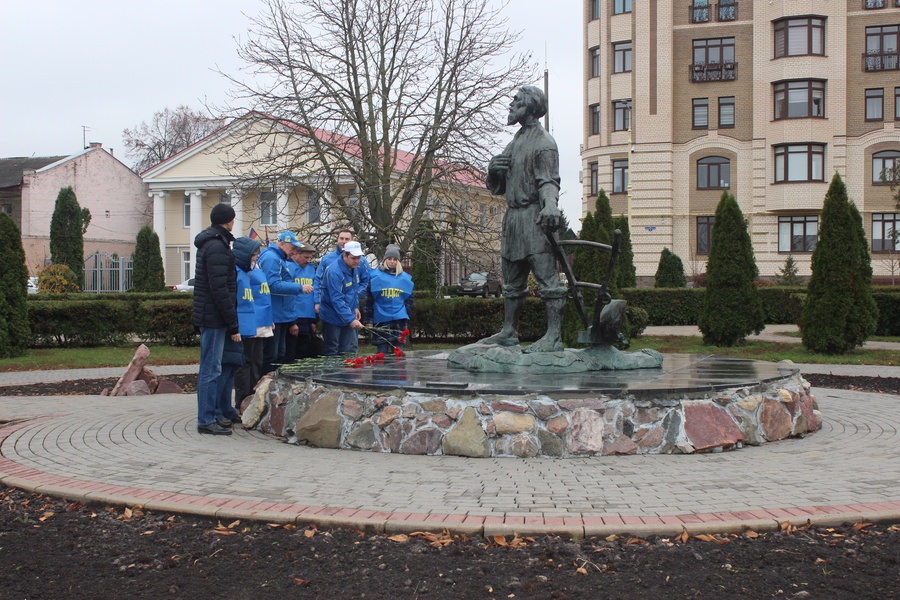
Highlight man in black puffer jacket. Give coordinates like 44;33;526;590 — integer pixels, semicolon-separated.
193;203;240;436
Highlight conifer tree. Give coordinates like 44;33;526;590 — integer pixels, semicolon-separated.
801;173;878;353
654;248;687;288
49;186;86;290
132;225;166;292
411;220;438;295
698;191;764;346
613;215;636;289
0;214;30;358
774;255;803;286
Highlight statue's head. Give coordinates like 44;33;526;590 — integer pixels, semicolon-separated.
517;86;548;119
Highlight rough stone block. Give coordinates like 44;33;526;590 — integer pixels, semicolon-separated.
124;379;151;396
493;412;535;434
683;403;743;451
420;399;447;413
507;433;539;457
567;409;605;455
400;427;442;455
377;405;402;427
491;401;528;414
442;407;490;458
346;420;376;450
603;434;637;455
760;398;792;441
546;414;568;436
294;390;341;448
537;429;564;457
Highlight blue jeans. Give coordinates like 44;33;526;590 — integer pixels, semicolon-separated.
216;363;239;421
321;321;358;356
197;327;226;426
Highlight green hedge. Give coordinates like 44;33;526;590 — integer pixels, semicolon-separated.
28;300;132;347
23;287;900;348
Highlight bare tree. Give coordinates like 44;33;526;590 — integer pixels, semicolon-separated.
219;0;536;258
123;105;224;173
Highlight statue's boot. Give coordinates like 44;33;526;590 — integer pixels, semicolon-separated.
477;297;523;346
523;298;566;353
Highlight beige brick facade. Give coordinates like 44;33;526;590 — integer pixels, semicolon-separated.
582;0;900;283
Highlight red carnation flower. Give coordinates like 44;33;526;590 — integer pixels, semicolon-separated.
375;352;385;360
393;347;404;357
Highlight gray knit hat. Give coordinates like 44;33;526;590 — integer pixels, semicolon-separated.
384;244;401;260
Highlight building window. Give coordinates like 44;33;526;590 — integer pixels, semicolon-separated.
693;37;735;66
590;47;601;77
692;98;709;129
864;25;900;71
613;41;632;73
589;162;599;196
773;80;825;120
591;0;601;20
306;190;320;224
613;159;629;194
774;144;825;183
717;0;737;21
182;195;191;228
774;17;825;58
697;156;730;189
896;87;900;120
779;216;818;252
873;213;899;252
1;203;12;215
865;0;887;9
182;251;191;281
219;192;231;205
866;88;884;121
718;96;735;128
259;191;277;226
697;216;714;255
691;0;710;24
613;99;632;131
873;150;900;184
613;0;632;15
590;103;601;135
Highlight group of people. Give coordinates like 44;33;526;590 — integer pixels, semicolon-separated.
191;206;414;436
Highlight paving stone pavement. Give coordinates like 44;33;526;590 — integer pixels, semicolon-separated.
2;377;900;537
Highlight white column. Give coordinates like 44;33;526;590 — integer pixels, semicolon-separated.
276;190;290;233
150;191;167;281
229;189;244;238
188;190;205;279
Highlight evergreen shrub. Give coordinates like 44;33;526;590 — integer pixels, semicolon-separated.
132;226;166;292
49;186;86;290
697;191;765;346
654;248;687;288
0;214;30;358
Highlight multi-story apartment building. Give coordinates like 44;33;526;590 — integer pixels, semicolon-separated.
582;0;900;283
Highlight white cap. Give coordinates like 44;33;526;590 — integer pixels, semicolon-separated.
343;241;364;257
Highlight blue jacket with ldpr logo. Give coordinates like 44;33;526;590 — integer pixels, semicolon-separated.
319;258;360;326
257;242;303;323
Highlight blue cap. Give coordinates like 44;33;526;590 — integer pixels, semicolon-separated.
278;231;303;248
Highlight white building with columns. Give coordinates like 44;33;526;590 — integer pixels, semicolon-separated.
143;113;502;286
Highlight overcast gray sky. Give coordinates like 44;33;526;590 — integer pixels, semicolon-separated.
0;0;583;229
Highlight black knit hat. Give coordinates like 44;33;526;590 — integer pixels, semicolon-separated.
210;203;236;225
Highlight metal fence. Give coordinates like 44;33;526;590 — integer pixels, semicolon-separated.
83;252;133;293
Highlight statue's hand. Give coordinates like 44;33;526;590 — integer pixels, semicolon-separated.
490;154;511;173
536;205;560;233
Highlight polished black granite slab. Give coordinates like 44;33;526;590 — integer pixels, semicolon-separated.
279;351;799;397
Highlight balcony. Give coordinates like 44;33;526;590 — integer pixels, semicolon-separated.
862;50;900;71
690;61;738;82
863;0;886;8
689;1;738;23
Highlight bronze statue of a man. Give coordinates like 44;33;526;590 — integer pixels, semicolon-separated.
480;85;568;353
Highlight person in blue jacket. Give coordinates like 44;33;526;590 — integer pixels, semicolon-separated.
232;236;268;413
284;243;319;362
314;229;370;304
257;231;308;373
363;244;414;355
319;240;365;355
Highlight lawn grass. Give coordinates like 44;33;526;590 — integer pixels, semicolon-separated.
1;335;896;372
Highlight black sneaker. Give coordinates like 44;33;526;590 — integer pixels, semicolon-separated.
216;418;234;429
198;422;233;435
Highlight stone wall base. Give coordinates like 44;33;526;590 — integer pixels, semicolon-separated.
243;374;820;458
